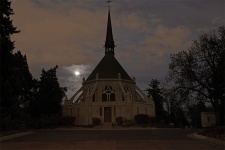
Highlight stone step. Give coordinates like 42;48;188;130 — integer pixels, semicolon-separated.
102;122;112;129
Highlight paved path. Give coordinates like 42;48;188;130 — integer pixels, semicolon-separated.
0;128;224;150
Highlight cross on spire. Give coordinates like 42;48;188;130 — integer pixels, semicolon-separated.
107;0;111;12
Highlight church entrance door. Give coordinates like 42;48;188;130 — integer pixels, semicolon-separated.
104;107;112;122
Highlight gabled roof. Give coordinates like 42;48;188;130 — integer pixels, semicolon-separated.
86;54;133;81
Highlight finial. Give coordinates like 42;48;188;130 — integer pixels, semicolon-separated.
118;73;121;80
107;0;111;12
96;73;99;80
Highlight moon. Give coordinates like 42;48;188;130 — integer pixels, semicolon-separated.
74;71;80;76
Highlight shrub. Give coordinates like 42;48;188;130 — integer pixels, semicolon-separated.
122;119;133;127
134;114;150;125
149;117;156;126
60;116;76;127
115;116;123;126
92;117;101;126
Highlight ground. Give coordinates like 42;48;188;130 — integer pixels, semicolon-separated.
199;126;225;141
0;129;30;137
0;128;224;150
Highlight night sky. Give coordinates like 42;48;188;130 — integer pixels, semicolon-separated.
12;0;224;98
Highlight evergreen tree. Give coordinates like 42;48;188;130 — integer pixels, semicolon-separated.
146;79;166;122
29;66;67;117
14;51;34;108
1;0;20;129
0;0;33;129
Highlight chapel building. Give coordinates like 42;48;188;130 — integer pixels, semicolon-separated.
63;9;155;125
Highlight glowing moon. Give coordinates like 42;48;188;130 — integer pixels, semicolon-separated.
75;71;80;76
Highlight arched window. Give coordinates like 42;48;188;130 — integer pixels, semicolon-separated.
124;86;132;101
102;93;107;102
92;94;95;102
110;93;115;101
102;85;115;102
88;86;94;95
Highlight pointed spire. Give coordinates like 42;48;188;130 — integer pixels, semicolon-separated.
105;3;115;55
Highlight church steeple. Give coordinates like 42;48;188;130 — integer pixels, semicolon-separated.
104;3;115;55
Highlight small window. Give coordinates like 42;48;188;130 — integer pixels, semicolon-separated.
88;86;93;94
92;94;95;102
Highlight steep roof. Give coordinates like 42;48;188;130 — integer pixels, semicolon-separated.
86;54;133;81
85;8;133;82
104;11;115;54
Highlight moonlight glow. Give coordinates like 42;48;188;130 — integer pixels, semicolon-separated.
74;71;80;76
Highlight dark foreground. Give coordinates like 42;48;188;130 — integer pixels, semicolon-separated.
0;128;224;150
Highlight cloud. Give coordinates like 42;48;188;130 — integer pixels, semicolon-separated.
11;0;224;96
12;0;106;66
142;25;192;53
116;12;149;33
57;64;92;97
115;24;192;73
62;64;92;78
212;17;225;25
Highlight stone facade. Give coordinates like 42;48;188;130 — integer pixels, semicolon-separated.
63;77;155;125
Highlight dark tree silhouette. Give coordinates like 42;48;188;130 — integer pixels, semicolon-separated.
168;26;225;125
1;0;20;129
14;51;34;108
29;66;67;118
163;87;189;127
145;79;166;122
0;0;34;129
188;101;207;128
